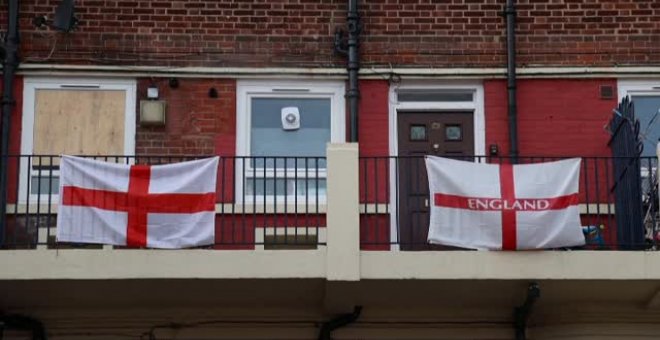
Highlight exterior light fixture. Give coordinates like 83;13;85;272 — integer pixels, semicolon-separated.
147;85;159;100
140;84;166;126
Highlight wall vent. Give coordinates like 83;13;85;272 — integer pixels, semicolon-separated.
600;85;614;99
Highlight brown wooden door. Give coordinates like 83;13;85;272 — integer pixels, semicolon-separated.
397;112;474;250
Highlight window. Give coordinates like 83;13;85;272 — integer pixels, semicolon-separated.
236;80;345;201
19;78;136;202
619;81;660;157
618;80;660;199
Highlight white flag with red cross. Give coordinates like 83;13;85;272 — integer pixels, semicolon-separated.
56;156;219;249
425;156;585;250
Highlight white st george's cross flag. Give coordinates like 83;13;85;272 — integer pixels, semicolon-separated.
56;156;219;248
425;156;585;250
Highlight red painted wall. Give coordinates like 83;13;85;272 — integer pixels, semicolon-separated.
359;80;390;156
485;79;617;157
358;79;389;202
358;80;391;250
5;76;23;205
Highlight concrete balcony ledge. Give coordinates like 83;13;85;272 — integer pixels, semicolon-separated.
3;249;660;281
361;250;660;280
0;249;327;280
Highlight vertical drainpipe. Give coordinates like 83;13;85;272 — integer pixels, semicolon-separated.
346;0;361;142
505;0;519;162
0;0;20;245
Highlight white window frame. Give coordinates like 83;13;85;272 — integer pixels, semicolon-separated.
618;80;660;102
236;80;346;203
618;80;660;196
18;77;137;204
387;80;486;249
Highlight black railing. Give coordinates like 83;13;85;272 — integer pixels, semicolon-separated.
359;155;659;250
2;155;326;249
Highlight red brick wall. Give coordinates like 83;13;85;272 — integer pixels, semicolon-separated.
136;78;236;156
5;0;659;68
485;79;617;157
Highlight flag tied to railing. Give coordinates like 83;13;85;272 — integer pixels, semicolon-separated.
425;156;585;250
56;156;219;249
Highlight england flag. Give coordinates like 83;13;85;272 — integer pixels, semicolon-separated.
56;156;219;249
425;156;585;250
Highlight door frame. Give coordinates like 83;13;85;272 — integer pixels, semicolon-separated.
387;81;486;249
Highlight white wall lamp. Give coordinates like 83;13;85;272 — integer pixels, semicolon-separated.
140;84;167;126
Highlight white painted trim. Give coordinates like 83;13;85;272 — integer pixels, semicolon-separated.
18;77;137;203
13;64;660;79
617;80;660;102
235;80;346;202
387;81;486;247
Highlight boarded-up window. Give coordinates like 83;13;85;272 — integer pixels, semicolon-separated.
19;79;136;200
32;89;126;163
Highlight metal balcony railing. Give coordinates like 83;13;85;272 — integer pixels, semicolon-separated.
3;154;659;251
359;155;659;250
1;155;327;249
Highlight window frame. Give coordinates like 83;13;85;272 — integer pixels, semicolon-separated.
618;80;660;155
618;80;660;198
18;77;137;204
235;80;346;203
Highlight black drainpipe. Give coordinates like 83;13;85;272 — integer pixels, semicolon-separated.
505;0;519;162
514;283;540;340
346;0;361;142
0;0;20;245
0;313;48;340
318;306;362;340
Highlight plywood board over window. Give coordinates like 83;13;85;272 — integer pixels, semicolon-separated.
33;89;126;165
19;78;136;201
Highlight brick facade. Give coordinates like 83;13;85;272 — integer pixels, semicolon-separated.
3;0;659;68
135;78;236;156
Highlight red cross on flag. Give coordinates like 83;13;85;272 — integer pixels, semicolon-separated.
56;156;219;249
425;156;585;250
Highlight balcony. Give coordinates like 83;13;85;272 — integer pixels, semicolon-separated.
359;154;660;251
2;147;657;253
1;144;659;281
2;145;660;338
